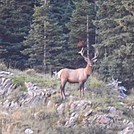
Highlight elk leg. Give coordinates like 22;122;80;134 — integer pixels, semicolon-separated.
82;84;85;96
79;82;84;98
60;80;67;99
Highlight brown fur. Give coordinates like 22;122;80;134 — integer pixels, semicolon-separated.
58;62;93;99
58;47;98;99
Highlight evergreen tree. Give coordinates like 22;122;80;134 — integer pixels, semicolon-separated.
0;0;34;68
23;0;74;71
23;1;48;70
95;0;134;87
67;0;96;68
0;0;34;69
49;0;75;69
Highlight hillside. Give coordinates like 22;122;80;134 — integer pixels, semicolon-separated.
0;70;134;134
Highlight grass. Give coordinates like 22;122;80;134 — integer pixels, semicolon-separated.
88;75;106;89
1;104;60;134
0;69;134;134
8;69;59;92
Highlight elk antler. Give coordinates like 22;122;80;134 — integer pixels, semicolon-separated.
78;48;87;59
78;47;89;62
78;47;99;63
78;47;84;56
91;47;99;62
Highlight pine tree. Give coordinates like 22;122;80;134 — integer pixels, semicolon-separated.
48;0;74;69
23;0;74;71
95;0;134;87
0;0;34;69
67;0;96;68
23;2;48;70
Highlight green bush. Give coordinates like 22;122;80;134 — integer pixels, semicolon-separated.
89;75;105;89
86;75;108;96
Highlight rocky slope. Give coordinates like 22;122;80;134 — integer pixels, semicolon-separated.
0;71;134;134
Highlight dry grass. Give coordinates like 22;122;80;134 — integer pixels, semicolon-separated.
0;69;134;134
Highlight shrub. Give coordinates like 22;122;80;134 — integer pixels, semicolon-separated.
89;75;105;89
0;62;7;71
86;75;108;96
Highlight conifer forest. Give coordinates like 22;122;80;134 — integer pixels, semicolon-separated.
0;0;134;88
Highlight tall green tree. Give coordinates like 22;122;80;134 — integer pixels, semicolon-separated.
23;0;74;71
48;0;75;69
67;0;96;68
23;1;48;70
95;0;134;87
0;0;34;69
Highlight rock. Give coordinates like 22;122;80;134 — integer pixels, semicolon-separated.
118;127;134;134
0;71;13;77
109;106;117;113
0;111;9;118
56;119;66;127
84;109;93;117
65;112;79;127
47;88;57;95
25;128;34;134
9;101;18;109
123;119;130;125
3;99;11;110
0;78;15;96
57;103;65;114
70;100;92;112
19;83;54;107
34;111;46;121
108;106;123;117
47;100;54;109
95;115;113;125
127;122;134;127
0;77;57;110
25;82;42;97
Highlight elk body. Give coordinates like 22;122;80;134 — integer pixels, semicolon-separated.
58;47;98;99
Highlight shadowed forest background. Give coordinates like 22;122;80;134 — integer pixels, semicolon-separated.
0;0;134;88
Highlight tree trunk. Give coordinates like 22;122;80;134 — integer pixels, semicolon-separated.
43;0;47;71
86;15;89;58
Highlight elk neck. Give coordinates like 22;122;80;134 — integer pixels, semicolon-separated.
84;63;92;76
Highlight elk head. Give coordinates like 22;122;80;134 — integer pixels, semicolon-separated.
78;47;98;66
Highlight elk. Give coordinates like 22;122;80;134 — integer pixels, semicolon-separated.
58;47;98;99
